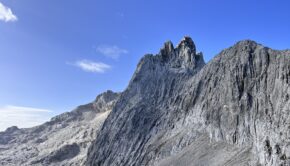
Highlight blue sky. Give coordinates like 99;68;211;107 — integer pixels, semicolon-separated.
0;0;289;130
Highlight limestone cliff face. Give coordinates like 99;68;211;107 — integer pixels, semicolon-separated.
86;37;205;165
86;38;290;166
0;91;120;166
1;37;290;166
192;41;290;165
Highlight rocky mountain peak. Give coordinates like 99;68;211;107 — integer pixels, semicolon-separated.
158;36;205;70
177;36;196;53
4;126;19;134
235;39;258;46
232;39;259;51
130;37;205;87
160;41;174;56
3;37;290;166
94;90;119;104
86;38;290;166
0;89;120;166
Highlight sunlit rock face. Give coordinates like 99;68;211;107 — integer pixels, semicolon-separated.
2;37;290;166
86;37;290;166
0;91;120;166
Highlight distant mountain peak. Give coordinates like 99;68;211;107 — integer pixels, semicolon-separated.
4;126;19;133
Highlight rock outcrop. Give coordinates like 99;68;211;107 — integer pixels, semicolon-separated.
0;90;120;166
86;38;290;166
1;36;290;166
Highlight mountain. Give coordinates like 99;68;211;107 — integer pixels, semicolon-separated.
0;90;120;166
1;37;290;166
86;37;290;166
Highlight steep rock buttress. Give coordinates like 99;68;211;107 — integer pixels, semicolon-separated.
86;37;205;166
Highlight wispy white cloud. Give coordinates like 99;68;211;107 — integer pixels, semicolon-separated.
0;105;54;131
0;2;17;22
71;59;111;73
96;45;128;60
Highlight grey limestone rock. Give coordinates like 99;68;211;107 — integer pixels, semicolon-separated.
86;38;290;166
2;36;290;166
0;90;120;166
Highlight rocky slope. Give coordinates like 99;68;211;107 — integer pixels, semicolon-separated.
0;90;119;166
1;36;290;166
86;37;290;166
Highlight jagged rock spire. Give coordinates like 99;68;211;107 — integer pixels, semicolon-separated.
160;41;174;57
177;36;196;54
159;36;205;70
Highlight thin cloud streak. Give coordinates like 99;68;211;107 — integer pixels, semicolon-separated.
0;2;17;22
72;59;111;73
0;105;54;131
4;105;53;113
96;45;128;60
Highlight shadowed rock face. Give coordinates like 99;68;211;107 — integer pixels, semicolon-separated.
0;91;120;166
86;38;290;166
